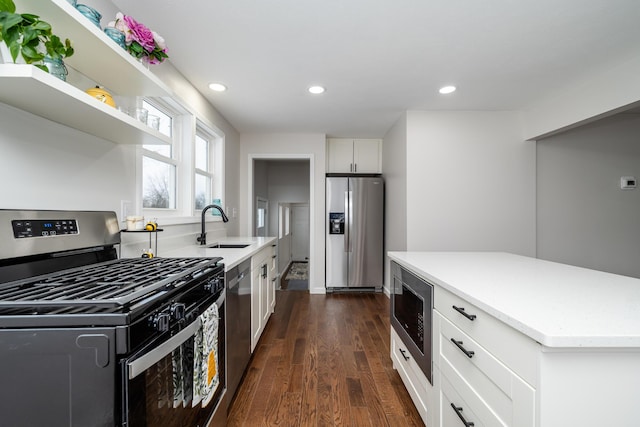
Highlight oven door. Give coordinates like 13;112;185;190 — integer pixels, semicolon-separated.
122;292;226;427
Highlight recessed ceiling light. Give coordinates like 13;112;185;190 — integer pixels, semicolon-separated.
308;85;325;94
439;85;456;94
209;83;227;92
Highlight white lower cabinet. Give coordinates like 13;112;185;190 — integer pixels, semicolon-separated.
390;255;640;427
440;369;486;427
438;313;535;427
251;245;274;352
268;244;277;313
390;328;434;425
393;284;536;427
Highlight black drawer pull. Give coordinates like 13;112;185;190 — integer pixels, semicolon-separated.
452;305;476;321
451;339;475;358
450;403;475;426
399;348;410;361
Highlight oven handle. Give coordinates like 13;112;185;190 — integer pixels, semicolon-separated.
128;316;201;380
127;292;225;380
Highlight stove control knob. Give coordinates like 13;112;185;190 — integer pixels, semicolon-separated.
171;303;186;320
151;312;170;332
205;277;222;294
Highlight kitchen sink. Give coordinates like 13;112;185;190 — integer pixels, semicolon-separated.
207;243;251;249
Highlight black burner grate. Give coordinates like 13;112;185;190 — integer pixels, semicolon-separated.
0;257;222;310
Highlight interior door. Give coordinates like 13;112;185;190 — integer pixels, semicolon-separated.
291;204;309;262
255;197;268;237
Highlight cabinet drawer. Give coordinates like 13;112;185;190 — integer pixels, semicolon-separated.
439;314;535;426
390;329;429;424
251;246;270;271
434;286;538;385
440;370;491;427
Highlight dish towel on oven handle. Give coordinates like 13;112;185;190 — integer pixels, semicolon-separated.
192;302;219;408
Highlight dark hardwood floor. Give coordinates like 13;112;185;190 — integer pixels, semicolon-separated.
227;291;424;427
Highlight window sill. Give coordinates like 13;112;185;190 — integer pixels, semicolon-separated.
134;215;225;227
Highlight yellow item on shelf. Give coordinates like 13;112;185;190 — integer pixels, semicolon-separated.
145;221;158;231
85;86;116;108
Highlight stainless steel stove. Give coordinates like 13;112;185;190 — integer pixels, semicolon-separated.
0;210;227;427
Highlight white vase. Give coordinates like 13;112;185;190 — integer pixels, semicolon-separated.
0;42;26;64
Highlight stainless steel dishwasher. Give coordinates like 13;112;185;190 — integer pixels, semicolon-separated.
226;258;252;403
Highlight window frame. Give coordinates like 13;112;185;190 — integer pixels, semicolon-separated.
193;119;225;217
136;97;225;224
140;97;182;216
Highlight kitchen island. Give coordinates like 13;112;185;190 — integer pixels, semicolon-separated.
388;251;640;427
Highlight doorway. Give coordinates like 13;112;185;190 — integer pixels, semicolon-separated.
251;158;312;290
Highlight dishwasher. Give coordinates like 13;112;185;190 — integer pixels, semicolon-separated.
226;258;252;403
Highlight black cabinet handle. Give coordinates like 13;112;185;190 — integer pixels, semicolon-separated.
399;348;410;361
452;305;476;321
451;339;475;358
450;403;475;426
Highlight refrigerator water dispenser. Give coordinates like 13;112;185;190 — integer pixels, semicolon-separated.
329;212;345;234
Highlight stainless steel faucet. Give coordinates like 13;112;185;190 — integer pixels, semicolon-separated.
197;204;229;245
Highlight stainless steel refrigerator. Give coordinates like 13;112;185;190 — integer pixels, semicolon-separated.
326;175;384;290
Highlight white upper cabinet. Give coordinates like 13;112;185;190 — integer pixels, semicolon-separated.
327;138;381;173
0;0;172;145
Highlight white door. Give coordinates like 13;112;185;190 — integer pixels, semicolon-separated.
255;197;268;237
291;204;309;261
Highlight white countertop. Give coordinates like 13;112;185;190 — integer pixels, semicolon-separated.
388;251;640;348
163;236;277;271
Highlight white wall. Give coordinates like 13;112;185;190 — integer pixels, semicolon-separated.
405;111;536;256
382;112;408;293
537;113;640;278
239;133;325;293
523;51;640;141
0;103;136;212
0;54;240;255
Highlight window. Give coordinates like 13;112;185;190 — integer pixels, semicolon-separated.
139;98;225;221
142;99;178;210
194;122;223;212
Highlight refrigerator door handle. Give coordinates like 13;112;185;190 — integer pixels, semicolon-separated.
347;190;353;253
344;191;349;252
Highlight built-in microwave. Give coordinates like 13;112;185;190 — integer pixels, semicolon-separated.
390;261;433;384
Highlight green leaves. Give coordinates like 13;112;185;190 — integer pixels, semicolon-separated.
0;2;73;66
0;0;16;14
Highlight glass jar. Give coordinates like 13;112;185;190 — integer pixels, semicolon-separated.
104;28;126;49
43;57;68;82
75;4;102;28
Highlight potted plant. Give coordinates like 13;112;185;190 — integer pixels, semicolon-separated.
0;0;74;73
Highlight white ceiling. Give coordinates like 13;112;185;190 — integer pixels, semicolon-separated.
111;0;640;138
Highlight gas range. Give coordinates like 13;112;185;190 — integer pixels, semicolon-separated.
0;256;223;326
0;210;227;427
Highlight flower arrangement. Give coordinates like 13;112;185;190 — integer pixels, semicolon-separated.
107;12;168;65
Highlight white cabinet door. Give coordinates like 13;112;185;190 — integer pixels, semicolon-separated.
353;139;381;173
327;138;382;173
260;262;269;327
251;263;262;352
268;244;277;313
327;138;354;173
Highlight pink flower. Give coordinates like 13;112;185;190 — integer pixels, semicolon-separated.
152;31;167;51
123;15;155;53
107;12;132;43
